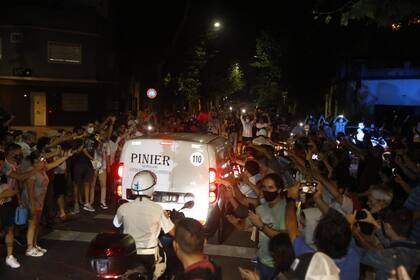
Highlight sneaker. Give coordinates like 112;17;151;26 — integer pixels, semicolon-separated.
26;247;44;257
83;204;95;212
100;203;108;210
5;255;20;268
35;245;47;253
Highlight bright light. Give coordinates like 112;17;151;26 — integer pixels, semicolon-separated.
23;94;28;98
299;122;303;127
214;21;221;28
290;133;294;137
229;106;233;111
147;125;153;131
241;108;246;114
117;163;124;178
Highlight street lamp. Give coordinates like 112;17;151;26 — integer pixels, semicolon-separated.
213;21;222;31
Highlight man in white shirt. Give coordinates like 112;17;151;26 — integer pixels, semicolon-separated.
240;114;255;144
113;170;174;279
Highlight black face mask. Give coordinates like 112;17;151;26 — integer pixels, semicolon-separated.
263;191;278;202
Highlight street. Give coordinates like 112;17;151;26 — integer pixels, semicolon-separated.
0;204;255;280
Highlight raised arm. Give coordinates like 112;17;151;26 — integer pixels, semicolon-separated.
342;138;366;160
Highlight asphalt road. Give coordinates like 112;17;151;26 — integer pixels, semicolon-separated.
0;204;256;280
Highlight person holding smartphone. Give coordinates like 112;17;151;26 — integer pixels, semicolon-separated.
226;174;287;280
350;208;420;280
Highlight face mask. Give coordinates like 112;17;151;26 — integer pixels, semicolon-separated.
262;190;278;202
87;127;94;134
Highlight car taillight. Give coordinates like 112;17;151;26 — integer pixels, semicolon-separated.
209;168;217;204
116;185;122;197
209;168;216;184
117;163;124;178
209;191;217;204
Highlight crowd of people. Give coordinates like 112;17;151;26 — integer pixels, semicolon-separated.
212;109;420;280
0;106;420;280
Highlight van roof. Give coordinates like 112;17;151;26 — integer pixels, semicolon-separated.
129;133;221;144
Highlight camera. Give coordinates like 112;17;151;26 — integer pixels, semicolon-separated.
300;182;318;194
355;210;367;220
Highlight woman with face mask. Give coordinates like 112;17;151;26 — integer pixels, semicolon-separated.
228;173;287;280
21;150;73;257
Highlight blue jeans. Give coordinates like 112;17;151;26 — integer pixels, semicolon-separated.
256;259;275;280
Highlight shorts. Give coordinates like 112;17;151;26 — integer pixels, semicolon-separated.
72;159;94;186
0;201;16;230
53;173;67;197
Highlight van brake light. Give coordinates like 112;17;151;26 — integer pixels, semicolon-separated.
209;168;218;204
209;168;217;184
117;163;124;178
116;185;122;198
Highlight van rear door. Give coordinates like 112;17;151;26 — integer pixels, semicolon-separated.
121;139;175;199
171;141;210;222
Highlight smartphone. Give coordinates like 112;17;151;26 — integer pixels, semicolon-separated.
40;156;45;162
311;154;319;160
300;182;317;193
355;210;367;220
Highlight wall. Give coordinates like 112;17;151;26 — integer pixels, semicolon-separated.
360;79;420;107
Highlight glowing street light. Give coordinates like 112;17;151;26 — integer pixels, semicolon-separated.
213;21;222;31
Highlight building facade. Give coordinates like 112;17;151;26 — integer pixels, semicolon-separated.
0;3;119;126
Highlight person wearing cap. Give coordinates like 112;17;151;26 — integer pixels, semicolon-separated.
278;252;340;280
113;170;175;279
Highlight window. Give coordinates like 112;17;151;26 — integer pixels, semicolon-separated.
47;41;82;64
10;32;23;43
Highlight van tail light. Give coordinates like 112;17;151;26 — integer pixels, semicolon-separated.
209;168;218;204
116;185;122;198
209;168;217;184
117;163;124;178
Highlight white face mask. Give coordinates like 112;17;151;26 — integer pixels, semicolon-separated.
87;127;94;134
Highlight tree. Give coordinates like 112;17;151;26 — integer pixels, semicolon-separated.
249;32;283;109
314;0;420;28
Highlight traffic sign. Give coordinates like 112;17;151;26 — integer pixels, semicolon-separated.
146;88;157;99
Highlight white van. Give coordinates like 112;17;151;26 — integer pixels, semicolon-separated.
115;133;232;225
